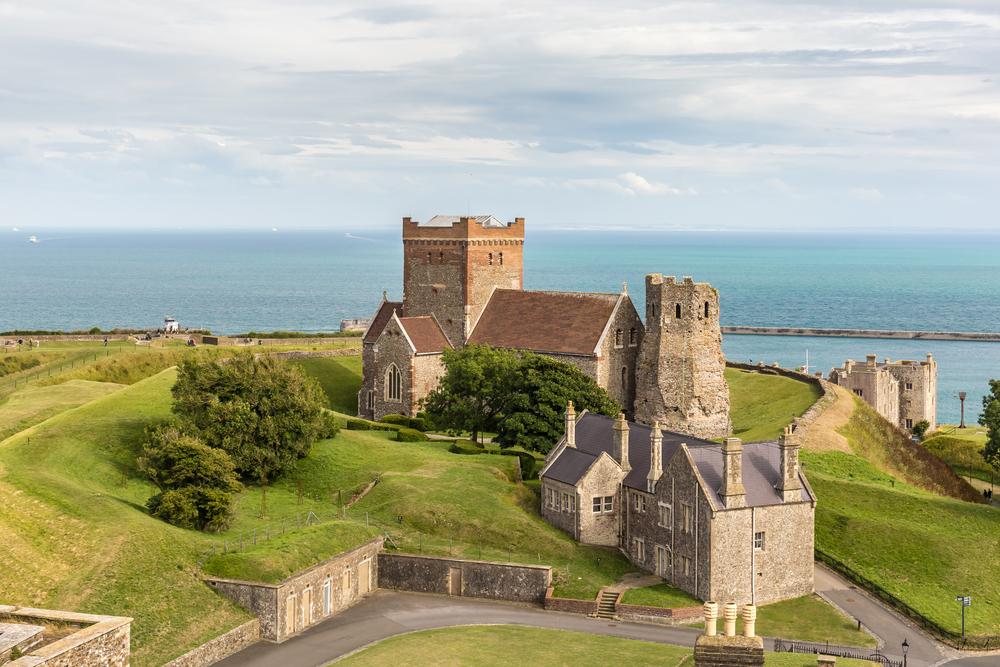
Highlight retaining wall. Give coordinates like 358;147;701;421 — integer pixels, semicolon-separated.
542;588;598;615
378;553;551;603
1;607;131;667
615;602;703;626
162;620;260;667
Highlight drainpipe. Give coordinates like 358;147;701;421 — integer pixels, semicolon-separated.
751;506;756;605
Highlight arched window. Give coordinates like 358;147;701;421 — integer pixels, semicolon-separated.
499;252;503;266
385;364;402;402
629;328;637;346
488;252;493;265
614;328;623;347
704;301;710;318
366;390;374;411
675;303;682;319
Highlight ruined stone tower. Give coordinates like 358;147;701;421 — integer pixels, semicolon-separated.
633;274;731;439
402;215;524;346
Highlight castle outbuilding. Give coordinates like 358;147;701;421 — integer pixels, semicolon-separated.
539;407;816;605
358;215;730;440
829;353;937;432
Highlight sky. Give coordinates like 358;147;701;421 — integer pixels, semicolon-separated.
1;1;999;232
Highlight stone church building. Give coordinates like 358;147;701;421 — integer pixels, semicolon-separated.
358;215;730;439
539;405;816;605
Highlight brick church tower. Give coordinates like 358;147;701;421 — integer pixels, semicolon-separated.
633;274;731;439
402;215;524;345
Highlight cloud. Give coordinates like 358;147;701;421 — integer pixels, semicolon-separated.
617;172;695;196
849;187;885;201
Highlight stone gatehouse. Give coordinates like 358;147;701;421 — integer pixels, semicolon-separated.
358;214;730;439
539;405;816;605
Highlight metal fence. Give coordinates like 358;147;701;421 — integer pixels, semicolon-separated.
772;638;902;666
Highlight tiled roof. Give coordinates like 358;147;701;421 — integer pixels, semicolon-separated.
364;300;403;344
397;316;452;354
543;413;812;509
468;289;620;356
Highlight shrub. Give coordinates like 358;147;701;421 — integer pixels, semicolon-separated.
320;412;342;439
396;427;429;442
380;414;427;431
501;450;537;480
913;420;931;439
147;487;235;532
346;418;372;430
447;440;483;454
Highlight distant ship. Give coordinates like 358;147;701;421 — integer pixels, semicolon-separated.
28;235;38;244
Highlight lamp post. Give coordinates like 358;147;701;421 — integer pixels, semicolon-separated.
901;638;909;667
956;595;971;641
959;392;967;429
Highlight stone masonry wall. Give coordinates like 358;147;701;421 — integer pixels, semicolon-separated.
595;296;644;415
162;620;260;667
378;553;552;603
886;358;937;431
369;317;415;421
575;454;624;547
541;477;579;539
204;580;278;639
403;240;467;346
634;275;730;439
616;602;702;626
411;353;446;415
2;607;132;667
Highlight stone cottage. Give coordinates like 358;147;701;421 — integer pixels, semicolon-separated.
358;215;730;439
539;405;816;605
829;353;937;432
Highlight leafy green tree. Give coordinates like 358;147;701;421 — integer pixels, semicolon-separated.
424;345;619;452
171;354;326;483
980;380;1000;472
423;344;521;442
138;424;241;531
912;420;931;439
496;353;619;453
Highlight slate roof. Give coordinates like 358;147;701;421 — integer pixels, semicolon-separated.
397;316;452;354
364;300;403;343
468;289;621;356
543;413;813;509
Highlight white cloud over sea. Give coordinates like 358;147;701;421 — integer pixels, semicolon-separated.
0;1;998;231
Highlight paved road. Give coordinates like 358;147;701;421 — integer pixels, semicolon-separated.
814;564;951;666
217;591;704;667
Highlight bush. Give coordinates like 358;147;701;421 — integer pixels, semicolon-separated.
396;427;429;442
501;450;537;480
320;412;342;439
447;440;483;454
147;487;235;532
346;418;372;430
380;414;427;431
913;420;931;439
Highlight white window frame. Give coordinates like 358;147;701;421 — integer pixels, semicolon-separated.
633;537;645;562
603;495;614;512
592;496;602;513
322;578;332;616
655;545;670;577
569;494;576;512
754;531;765;551
658;502;672;528
682;503;692;534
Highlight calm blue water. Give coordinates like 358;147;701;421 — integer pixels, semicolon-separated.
2;229;998;423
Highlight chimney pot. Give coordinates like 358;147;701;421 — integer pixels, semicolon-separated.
565;401;576;448
720;438;746;508
723;602;738;637
613;412;631;473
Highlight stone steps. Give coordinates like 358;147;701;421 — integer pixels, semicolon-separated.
596;591;619;619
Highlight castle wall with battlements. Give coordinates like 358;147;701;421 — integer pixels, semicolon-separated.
829;354;937;432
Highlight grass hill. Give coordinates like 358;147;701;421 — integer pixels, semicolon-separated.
288;356;361;414
0;379;123;441
923;425;991;485
726;368;822;441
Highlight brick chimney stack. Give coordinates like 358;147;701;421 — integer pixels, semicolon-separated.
777;425;802;502
647;420;662;492
565;401;576;448
720;437;746;508
613;412;631;473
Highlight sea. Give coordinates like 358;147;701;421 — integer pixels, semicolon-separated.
2;229;999;425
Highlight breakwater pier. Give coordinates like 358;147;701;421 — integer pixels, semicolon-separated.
722;326;1000;343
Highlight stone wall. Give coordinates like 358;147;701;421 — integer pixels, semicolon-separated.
634;275;730;439
207;537;382;642
594;296;643;414
1;607;131;667
411;353;446;415
543;588;598;615
368;317;415;420
540;477;579;539
575;455;624;547
378;553;551;603
885;357;937;431
162;620;260;667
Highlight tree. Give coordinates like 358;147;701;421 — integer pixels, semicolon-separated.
423;344;521;442
496;353;619;453
138;424;241;531
171;353;326;483
912;420;931;439
423;345;619;452
980;379;1000;472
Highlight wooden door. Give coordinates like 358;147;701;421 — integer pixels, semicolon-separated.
448;567;462;596
285;594;296;635
302;587;312;626
358;559;372;595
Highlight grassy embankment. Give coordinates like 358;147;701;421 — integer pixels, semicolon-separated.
332;626;877;667
923;425;992;485
725;368;822;441
0;379;124;441
289;355;362;414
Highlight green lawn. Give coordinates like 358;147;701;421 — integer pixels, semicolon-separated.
806;448;1000;638
331;626;878;667
291;356;362;414
923;425;992;484
0;379;124;441
725;368;822;441
620;582;700;608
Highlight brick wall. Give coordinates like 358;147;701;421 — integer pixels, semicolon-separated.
162;620;260;667
543;588;597;615
616;603;702;625
378;553;551;603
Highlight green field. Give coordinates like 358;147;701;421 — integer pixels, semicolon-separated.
725;368;822;442
619;582;700;608
332;626;877;667
806;447;1000;638
923;425;992;484
0;379;123;441
290;356;362;414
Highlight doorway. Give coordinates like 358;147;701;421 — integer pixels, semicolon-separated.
448;567;462;596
